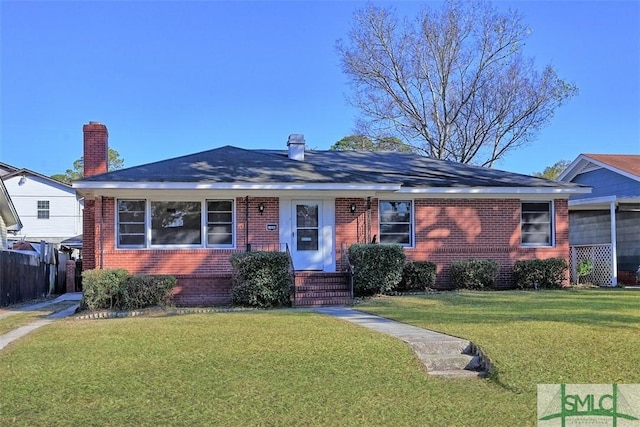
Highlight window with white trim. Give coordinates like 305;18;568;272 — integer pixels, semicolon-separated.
206;200;234;247
151;201;202;246
116;199;235;248
37;200;50;219
379;200;413;246
521;201;553;246
118;200;146;247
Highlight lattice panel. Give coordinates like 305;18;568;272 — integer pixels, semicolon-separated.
570;244;613;286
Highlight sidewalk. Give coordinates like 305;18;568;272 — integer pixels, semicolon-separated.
0;293;82;351
315;307;488;377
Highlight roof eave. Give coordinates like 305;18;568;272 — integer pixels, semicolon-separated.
395;186;592;196
73;181;401;191
559;154;640;183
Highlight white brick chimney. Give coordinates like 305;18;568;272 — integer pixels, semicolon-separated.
287;134;305;161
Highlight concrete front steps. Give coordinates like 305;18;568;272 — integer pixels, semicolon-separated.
293;272;352;307
315;307;489;378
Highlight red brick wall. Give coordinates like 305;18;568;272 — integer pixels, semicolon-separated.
82;122;108;178
335;197;373;270
86;196;281;306
82;122;109;271
336;197;569;289
406;198;569;288
86;195;570;304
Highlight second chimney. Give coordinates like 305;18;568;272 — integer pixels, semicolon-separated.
83;121;109;178
287;134;305;161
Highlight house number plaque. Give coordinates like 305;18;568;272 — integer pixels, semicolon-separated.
266;224;278;231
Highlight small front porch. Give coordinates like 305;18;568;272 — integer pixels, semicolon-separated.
249;242;355;307
291;272;353;307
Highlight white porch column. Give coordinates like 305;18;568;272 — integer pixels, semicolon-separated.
610;201;618;286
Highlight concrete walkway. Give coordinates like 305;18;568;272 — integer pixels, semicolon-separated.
0;293;82;351
315;307;488;378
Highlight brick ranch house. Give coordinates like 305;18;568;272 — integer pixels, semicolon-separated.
73;122;589;306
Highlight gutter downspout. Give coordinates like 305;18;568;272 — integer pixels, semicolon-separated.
245;196;250;252
100;196;104;269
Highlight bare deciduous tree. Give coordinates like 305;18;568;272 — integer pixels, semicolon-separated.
337;1;578;167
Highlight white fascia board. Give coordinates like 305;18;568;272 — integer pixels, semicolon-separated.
395;186;592;196
568;195;618;207
72;181;400;191
568;195;640;208
557;155;588;181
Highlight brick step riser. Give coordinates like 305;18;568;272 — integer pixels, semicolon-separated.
295;298;353;307
294;278;348;284
295;283;348;289
295;292;351;299
295;284;350;291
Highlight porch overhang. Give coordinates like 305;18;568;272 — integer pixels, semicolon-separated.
567;195;640;211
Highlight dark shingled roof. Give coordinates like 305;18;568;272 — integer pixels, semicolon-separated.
79;145;583;189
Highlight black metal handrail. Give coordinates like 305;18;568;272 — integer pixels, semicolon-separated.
284;243;296;306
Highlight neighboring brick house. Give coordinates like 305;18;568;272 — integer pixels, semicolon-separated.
74;122;589;305
559;154;640;286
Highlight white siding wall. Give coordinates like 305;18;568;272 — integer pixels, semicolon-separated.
3;174;82;243
0;214;6;250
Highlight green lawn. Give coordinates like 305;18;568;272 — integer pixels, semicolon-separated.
0;290;638;426
356;289;640;392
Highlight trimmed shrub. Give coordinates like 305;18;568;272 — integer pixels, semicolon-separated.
348;244;405;296
122;275;177;310
230;251;292;308
399;261;437;291
81;269;129;310
449;259;499;290
513;258;568;289
81;269;177;311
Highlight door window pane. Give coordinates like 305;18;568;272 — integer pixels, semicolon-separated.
296;205;318;227
297;229;318;251
296;203;319;251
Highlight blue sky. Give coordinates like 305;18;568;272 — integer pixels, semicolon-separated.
1;1;638;177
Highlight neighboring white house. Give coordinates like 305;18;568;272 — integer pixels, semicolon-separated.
0;177;22;250
1;164;83;245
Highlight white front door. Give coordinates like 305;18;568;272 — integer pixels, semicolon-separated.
291;200;324;270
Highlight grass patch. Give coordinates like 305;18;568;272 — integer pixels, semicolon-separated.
0;302;78;335
1;289;636;426
356;289;640;394
1;311;528;426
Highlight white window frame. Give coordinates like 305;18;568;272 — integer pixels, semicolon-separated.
150;200;203;248
206;199;235;249
37;200;50;220
521;200;555;247
378;199;414;247
116;198;236;249
117;199;147;248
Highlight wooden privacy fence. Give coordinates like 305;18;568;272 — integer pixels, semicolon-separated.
0;251;48;307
